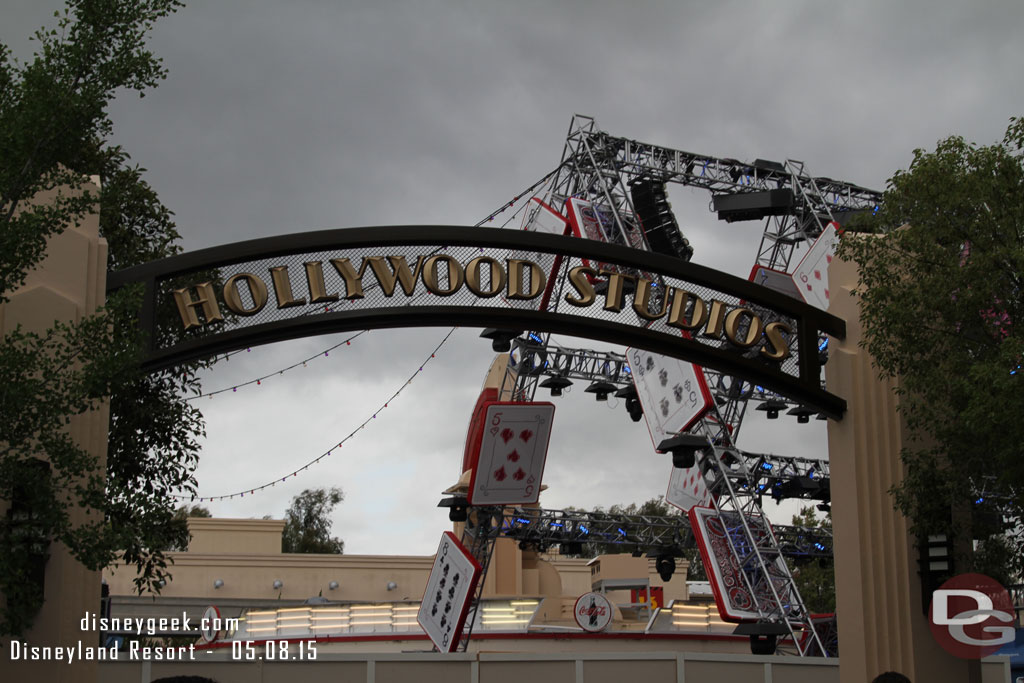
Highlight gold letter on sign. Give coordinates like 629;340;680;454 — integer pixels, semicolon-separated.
173;282;224;330
665;288;707;331
564;266;597;307
761;321;793;361
330;258;367;300
465;256;506;298
223;273;269;316
506;259;545;300
422;255;465;296
304;261;339;304
269;266;306;308
702;299;728;339
598;270;637;314
723;307;763;348
364;255;425;297
632;278;667;320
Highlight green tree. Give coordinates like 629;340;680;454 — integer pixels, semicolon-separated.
281;488;345;554
787;506;834;614
838;117;1024;583
565;497;707;580
0;0;193;636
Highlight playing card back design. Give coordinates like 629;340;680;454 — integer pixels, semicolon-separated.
564;197;648;278
467;402;555;505
417;531;481;653
791;221;840;311
688;506;794;623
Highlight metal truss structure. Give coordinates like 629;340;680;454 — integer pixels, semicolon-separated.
495;506;834;563
455;508;503;652
488;115;881;656
445;501;834;653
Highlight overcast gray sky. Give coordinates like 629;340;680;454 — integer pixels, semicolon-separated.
5;0;1023;557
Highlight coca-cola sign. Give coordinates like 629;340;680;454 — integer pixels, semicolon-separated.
573;592;613;633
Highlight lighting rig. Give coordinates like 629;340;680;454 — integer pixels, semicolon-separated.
467;115;881;655
494;505;834;563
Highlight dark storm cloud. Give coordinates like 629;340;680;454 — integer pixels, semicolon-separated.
4;0;1022;553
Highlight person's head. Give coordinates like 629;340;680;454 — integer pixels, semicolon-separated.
871;673;911;683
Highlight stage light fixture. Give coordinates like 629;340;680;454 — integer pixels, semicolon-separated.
273;579;283;589
213;579;224;589
386;581;398;591
479;328;523;352
755;399;788;420
539;375;573;397
657;434;710;469
562;542;584;556
655;555;676;582
585;380;617;401
329;581;339;590
625;396;644;422
787;406;816;424
613;385;638;400
733;621;789;656
438;496;469;522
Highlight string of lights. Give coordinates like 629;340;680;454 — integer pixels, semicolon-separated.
186;331;368;400
190;164;557;401
181;169;558;501
179;327;457;502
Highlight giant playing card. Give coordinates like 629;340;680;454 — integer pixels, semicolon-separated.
792;221;841;311
417;532;480;653
467;402;555;505
627;347;713;449
747;264;802;301
666;460;709;512
688;506;794;623
505;198;569;311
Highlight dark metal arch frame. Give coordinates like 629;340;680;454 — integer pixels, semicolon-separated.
108;225;846;417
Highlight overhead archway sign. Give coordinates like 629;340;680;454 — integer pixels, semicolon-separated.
107;226;845;417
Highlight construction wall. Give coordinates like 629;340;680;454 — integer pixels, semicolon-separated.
95;650;1012;683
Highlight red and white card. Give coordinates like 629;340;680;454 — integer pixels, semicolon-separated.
417;532;481;652
688;506;793;623
467;402;555;505
506;198;570;311
666;461;709;512
792;221;841;311
626;347;713;450
747;264;803;301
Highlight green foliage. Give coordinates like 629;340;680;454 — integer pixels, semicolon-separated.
787;506;834;614
565;497;707;581
837;117;1024;581
281;488;345;554
0;0;190;636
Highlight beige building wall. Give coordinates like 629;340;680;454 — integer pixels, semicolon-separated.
826;254;983;682
0;178;108;683
105;517;690;624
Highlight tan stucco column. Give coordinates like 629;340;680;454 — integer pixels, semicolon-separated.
0;179;108;683
826;254;973;682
